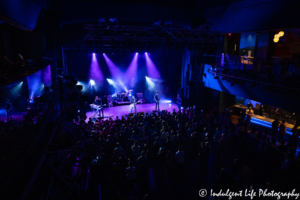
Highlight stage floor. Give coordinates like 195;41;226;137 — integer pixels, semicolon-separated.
0;110;27;122
86;102;178;120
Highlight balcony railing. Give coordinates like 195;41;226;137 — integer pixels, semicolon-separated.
202;54;300;77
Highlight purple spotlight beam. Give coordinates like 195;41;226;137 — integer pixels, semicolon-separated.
145;53;160;79
27;69;43;99
89;53;104;86
42;65;52;87
125;53;138;85
103;53;124;81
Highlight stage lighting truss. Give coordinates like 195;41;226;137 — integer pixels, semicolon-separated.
83;25;222;48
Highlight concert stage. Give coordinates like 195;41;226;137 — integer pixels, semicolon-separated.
86;102;178;120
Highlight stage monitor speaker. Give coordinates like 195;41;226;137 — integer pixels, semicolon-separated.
137;112;144;116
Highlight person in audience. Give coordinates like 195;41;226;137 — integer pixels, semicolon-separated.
175;146;185;172
245;107;253;126
279;120;286;141
272;118;279;138
125;161;136;187
132;140;142;158
113;142;125;159
50;98;299;200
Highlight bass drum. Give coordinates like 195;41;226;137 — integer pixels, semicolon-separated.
123;96;129;102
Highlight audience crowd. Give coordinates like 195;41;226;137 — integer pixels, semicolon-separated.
60;105;300;200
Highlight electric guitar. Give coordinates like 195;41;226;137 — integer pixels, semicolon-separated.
130;100;141;108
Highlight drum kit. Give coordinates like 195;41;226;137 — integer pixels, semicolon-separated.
116;89;133;102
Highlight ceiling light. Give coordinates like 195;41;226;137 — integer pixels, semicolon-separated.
278;31;284;37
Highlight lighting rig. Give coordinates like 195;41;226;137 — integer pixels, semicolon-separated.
81;24;222;51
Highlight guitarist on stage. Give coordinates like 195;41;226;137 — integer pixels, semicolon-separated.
5;99;12;121
94;96;104;117
130;96;138;114
154;91;160;111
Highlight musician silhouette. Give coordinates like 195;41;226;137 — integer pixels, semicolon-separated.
130;96;137;114
94;96;104;117
154;91;159;111
5;99;12;121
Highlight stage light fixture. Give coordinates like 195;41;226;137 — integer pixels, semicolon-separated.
274;34;280;38
90;79;95;86
273;38;279;43
92;53;96;56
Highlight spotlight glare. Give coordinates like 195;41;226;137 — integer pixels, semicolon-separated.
145;76;155;89
90;79;95;86
107;79;118;88
92;53;96;56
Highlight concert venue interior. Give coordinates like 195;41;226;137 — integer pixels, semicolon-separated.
1;0;300;199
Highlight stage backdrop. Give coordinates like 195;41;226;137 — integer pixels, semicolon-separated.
64;49;182;102
0;65;52;112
